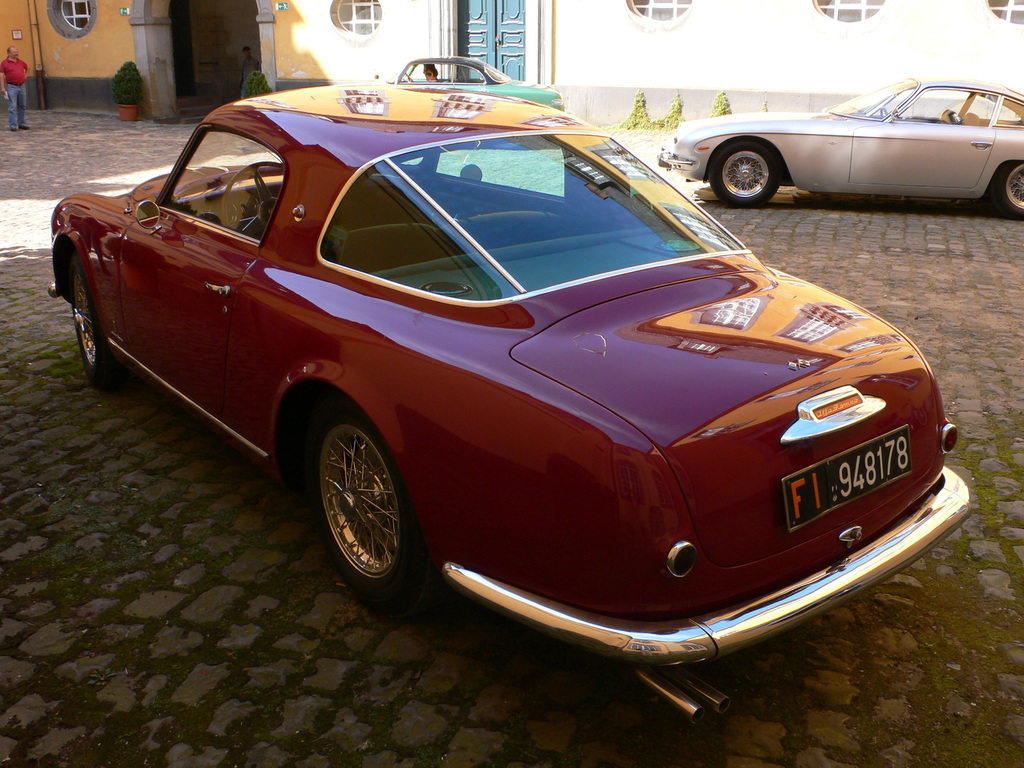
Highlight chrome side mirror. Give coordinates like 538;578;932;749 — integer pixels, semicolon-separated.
135;200;161;230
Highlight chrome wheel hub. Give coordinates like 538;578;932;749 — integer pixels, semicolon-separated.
724;152;768;197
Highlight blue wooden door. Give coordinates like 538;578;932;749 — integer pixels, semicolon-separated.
459;0;526;79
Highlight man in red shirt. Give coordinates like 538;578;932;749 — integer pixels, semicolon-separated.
1;46;30;132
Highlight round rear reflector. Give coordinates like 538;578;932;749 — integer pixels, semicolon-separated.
941;423;958;453
666;541;698;578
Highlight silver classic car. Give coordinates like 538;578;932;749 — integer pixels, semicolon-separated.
660;78;1024;218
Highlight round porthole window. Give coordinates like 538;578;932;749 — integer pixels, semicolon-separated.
627;0;693;22
332;0;383;37
48;0;97;40
814;0;885;22
990;0;1024;24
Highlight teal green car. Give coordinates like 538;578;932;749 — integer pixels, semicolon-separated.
393;57;565;111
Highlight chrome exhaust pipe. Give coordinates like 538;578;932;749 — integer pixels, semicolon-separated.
635;667;705;722
660;665;731;714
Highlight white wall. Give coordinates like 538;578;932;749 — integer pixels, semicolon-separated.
552;0;1024;113
272;0;433;84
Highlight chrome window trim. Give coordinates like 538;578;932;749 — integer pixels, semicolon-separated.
314;129;744;307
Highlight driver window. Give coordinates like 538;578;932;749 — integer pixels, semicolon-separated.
897;89;973;125
960;93;997;126
165;130;284;240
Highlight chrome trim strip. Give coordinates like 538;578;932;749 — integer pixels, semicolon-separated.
443;467;969;664
108;339;270;461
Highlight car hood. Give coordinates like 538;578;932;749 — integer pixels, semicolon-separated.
511;269;945;567
669;111;845;143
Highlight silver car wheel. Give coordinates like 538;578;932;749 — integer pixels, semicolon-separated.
71;269;98;369
722;150;770;198
1005;165;1024;210
319;424;400;578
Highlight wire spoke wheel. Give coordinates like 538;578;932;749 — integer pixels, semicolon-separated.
320;424;400;577
1006;166;1024;210
990;161;1024;219
723;151;770;198
71;270;98;369
709;141;781;207
306;397;445;615
68;255;127;389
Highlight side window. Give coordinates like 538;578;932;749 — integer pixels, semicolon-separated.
897;89;973;125
319;166;517;301
455;66;485;84
995;97;1024;128
165;130;284;240
960;93;998;127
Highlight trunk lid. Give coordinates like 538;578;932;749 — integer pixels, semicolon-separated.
511;268;945;567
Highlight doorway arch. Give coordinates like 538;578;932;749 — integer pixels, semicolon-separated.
130;0;276;119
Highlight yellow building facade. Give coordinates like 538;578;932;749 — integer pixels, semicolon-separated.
5;1;1024;124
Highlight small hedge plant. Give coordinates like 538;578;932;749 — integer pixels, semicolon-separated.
112;61;143;106
618;91;684;131
243;71;272;98
710;91;732;117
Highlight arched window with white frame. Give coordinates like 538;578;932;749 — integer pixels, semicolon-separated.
815;0;885;23
990;0;1024;24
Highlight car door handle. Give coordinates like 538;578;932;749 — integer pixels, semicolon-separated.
971;141;992;150
205;282;233;297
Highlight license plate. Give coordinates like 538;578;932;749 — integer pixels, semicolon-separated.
782;426;912;531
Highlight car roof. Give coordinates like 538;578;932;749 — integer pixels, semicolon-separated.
911;77;1024;101
204;84;590;170
404;56;488;68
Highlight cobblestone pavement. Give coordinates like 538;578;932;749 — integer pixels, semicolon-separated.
1;112;1024;767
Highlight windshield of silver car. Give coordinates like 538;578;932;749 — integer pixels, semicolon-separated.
830;79;917;120
318;133;741;301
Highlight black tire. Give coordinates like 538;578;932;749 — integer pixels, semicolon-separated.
70;255;128;390
989;161;1024;220
305;396;444;616
708;141;782;207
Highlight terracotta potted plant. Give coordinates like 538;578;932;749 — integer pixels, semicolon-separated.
112;61;143;121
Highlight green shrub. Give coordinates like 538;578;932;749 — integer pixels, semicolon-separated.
654;93;683;130
710;91;732;117
619;90;653;130
111;61;143;106
617;90;684;131
243;71;272;98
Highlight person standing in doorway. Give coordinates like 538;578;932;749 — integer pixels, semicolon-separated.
1;46;30;132
239;46;261;98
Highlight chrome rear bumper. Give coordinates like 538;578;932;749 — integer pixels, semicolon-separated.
443;467;969;664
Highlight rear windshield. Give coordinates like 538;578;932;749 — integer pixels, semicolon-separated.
320;133;741;301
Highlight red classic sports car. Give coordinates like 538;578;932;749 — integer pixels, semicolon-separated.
50;85;968;718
